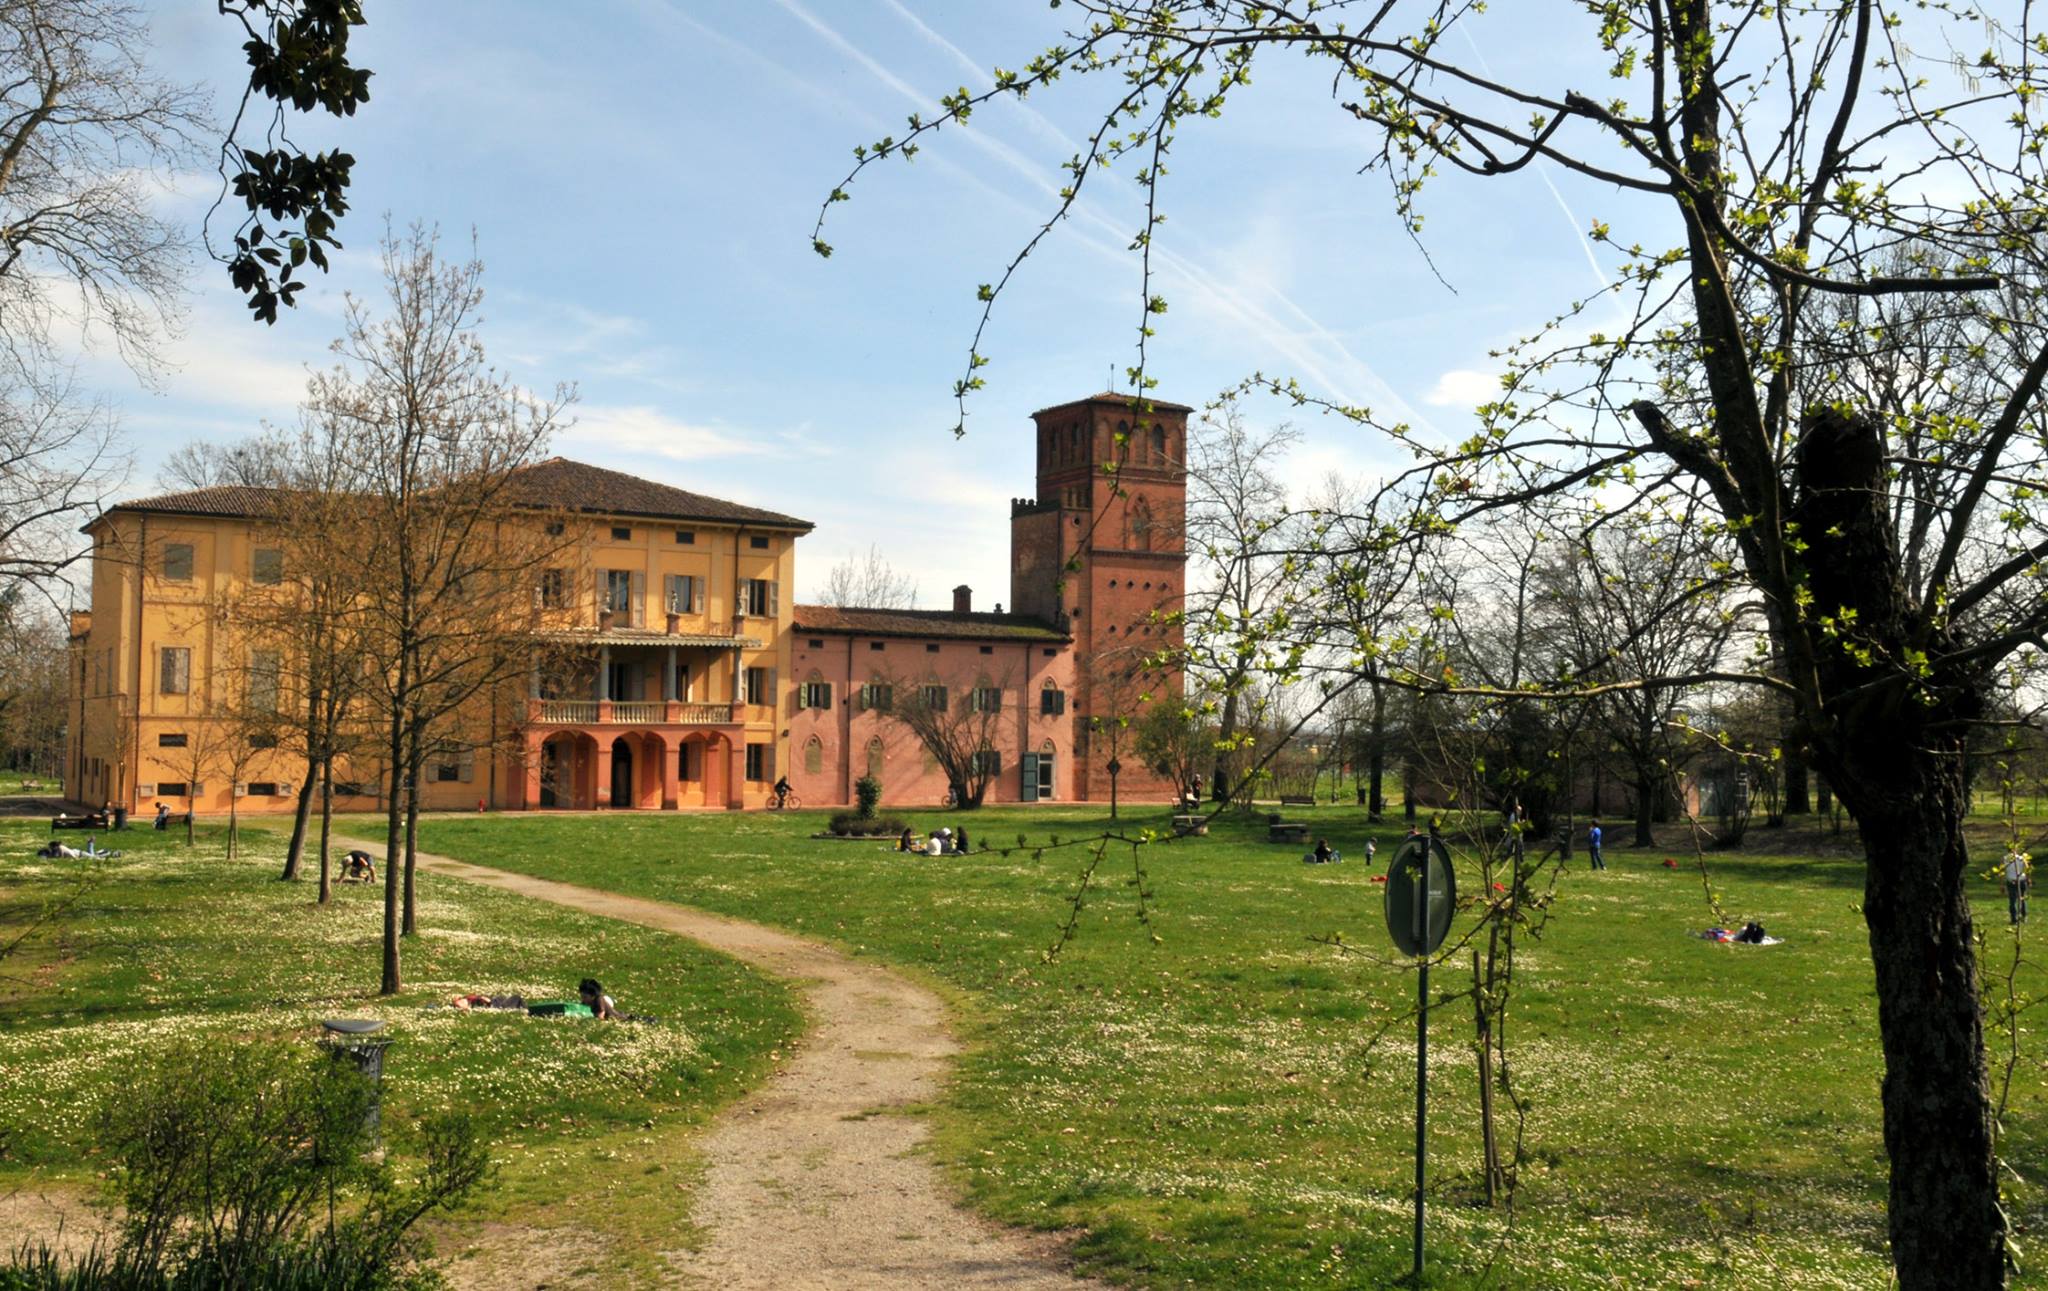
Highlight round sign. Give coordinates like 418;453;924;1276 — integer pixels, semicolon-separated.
1384;835;1456;956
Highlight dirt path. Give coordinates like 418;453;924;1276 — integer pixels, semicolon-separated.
358;841;1095;1290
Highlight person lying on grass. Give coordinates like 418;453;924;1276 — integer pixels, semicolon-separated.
579;978;620;1020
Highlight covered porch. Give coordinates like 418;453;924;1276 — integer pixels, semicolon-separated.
523;724;746;811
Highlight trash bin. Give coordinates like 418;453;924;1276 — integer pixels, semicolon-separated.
320;1018;392;1136
111;806;127;830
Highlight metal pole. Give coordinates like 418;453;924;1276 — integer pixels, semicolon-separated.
1413;849;1429;1281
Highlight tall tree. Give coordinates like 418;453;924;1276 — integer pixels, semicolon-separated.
309;224;570;994
820;5;2048;1281
879;671;1012;809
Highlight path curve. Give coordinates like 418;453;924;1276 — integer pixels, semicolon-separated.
358;841;1095;1290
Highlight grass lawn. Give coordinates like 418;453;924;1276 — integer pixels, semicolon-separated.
413;804;2048;1289
0;820;801;1286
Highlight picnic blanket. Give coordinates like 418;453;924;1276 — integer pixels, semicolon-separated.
1696;928;1784;946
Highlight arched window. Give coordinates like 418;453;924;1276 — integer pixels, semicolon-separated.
1039;677;1066;716
1130;496;1154;551
1151;424;1166;462
865;737;884;780
803;736;824;775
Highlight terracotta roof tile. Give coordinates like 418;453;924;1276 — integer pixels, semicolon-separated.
792;603;1070;643
1030;391;1194;417
102;460;809;532
506;458;812;529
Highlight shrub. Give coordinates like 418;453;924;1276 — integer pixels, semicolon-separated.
0;1037;491;1291
853;775;882;819
828;812;907;837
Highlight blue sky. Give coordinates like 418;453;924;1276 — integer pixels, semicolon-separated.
96;2;1639;604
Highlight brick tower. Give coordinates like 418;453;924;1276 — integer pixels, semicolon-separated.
1011;391;1189;802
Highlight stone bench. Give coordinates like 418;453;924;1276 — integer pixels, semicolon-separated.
1171;814;1208;837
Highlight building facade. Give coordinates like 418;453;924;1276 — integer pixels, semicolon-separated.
64;392;1189;814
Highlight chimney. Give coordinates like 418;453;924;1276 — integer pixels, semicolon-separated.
953;584;973;614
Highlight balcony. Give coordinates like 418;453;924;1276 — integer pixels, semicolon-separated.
531;699;740;727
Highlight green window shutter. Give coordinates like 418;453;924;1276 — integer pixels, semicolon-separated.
1021;752;1039;801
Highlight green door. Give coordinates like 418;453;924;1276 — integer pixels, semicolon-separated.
1020;752;1040;801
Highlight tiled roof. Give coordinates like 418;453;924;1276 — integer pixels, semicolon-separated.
99;459;809;532
507;458;812;530
793;603;1070;643
1031;391;1194;416
108;484;281;520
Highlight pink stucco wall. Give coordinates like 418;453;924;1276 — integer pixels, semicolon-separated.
787;632;1077;809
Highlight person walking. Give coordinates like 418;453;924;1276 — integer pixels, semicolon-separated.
1588;820;1606;871
2005;847;2031;924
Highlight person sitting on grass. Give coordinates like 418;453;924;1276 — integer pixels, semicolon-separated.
579;977;620;1020
1313;837;1335;864
344;849;376;883
955;825;970;854
897;827;916;852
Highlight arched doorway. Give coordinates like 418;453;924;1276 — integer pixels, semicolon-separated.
610;737;634;808
539;731;595;809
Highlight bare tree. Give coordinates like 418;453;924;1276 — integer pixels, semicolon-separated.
0;594;68;778
815;544;918;609
312;223;571;994
155;440;272;492
881;671;1011;808
0;0;204;371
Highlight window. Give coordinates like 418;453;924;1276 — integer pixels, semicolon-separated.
1038;743;1058;800
865;737;884;780
252;548;283;585
611;525;632;541
870;641;885;652
247;782;279;798
742;578;779;617
803;737;824;774
249;649;281;712
674;529;695;544
924;643;939;654
251;733;278;751
860;682;894;712
799;678;833;710
971;686;1002;714
744;666;774;705
919;684;947;711
434;760;459;783
545;521;565;536
539;568;567;609
1151;424;1167;461
1043;648;1057;657
972;748;1001;777
744;742;769;782
808;638;824;649
334;781;367;798
162;543;194;581
157;782;189;798
603;569;632;613
674;662;692;701
1040;684;1067;716
750;535;769;550
158;732;188;748
159;646;191;696
664;573;702;615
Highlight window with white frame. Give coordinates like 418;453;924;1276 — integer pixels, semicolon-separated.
665;573;702;615
159;646;191;696
742;578;779;617
745;665;774;705
970;686;1002;714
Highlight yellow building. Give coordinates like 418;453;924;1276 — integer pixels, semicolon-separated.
64;458;812;815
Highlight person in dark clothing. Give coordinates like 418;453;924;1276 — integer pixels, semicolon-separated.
898;828;916;852
1313;837;1335;864
154;802;170;830
955;825;970;854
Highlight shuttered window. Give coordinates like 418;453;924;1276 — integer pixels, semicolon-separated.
159;647;191;696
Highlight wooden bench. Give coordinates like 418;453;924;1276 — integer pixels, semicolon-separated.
51;811;110;831
1268;822;1310;844
1171;814;1209;837
1278;794;1316;807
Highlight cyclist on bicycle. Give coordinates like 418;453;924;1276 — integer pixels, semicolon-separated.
773;775;791;809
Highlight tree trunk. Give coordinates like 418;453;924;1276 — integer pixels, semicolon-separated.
279;764;315;880
1847;759;2004;1289
1784;746;1811;816
380;707;405;995
402;735;422;936
1817;776;1833;815
316;759;333;906
1633;771;1656;848
1211;688;1240;807
1402;755;1417;822
1367;682;1387;821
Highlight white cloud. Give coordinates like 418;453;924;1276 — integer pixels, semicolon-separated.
558;404;770;462
1423;368;1500;409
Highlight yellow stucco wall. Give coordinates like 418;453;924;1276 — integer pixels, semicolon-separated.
64;506;801;815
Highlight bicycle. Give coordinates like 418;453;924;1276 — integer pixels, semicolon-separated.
769;788;802;810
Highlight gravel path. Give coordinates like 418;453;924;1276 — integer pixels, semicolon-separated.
373;841;1095;1291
